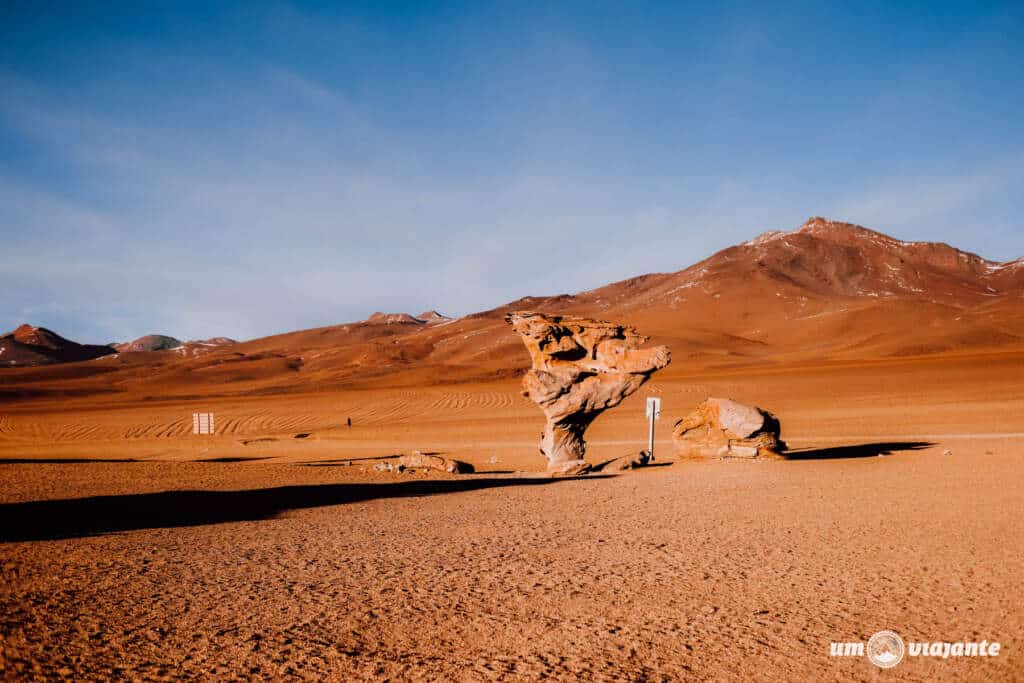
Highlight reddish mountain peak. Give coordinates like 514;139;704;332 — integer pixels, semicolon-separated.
677;218;1020;305
798;216;872;233
746;217;881;246
8;324;69;350
1;324;115;367
801;217;913;249
792;217;995;265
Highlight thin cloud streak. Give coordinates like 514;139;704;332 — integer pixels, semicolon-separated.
1;3;1022;343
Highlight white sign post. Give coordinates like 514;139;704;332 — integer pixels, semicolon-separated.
645;397;661;460
192;412;215;435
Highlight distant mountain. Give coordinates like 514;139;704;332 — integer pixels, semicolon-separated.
365;311;453;325
167;218;1023;386
114;335;183;353
171;337;238;357
417;310;453;323
112;335;237;355
0;325;115;367
2;219;1021;396
0;328;239;367
192;337;237;346
365;312;426;325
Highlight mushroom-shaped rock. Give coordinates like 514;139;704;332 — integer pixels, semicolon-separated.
506;312;671;472
672;398;786;458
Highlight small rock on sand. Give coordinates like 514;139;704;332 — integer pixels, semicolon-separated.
600;450;653;472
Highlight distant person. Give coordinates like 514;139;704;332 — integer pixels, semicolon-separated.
346;417;352;428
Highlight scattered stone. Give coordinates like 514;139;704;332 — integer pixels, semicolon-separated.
672;398;786;459
506;311;670;472
372;462;394;473
398;451;475;474
548;459;592;476
599;450;653;472
942;449;952;457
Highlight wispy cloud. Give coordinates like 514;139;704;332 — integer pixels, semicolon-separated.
2;3;1022;342
825;159;1024;256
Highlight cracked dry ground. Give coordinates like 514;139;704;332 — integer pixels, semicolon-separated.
1;448;1021;681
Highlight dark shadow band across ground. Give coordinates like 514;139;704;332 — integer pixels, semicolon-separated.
0;476;602;543
784;441;934;460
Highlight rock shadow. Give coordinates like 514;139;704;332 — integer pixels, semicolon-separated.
0;476;598;543
195;456;274;463
0;458;140;464
784;441;934;460
294;455;400;466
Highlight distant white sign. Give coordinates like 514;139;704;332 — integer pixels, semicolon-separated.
645;397;661;419
192;412;215;435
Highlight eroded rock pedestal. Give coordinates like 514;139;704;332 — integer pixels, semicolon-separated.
672;398;786;459
506;312;670;474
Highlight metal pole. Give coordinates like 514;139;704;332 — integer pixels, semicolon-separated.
648;412;655;461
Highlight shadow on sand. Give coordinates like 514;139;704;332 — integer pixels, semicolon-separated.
0;476;600;543
785;441;934;460
0;457;276;464
194;456;275;463
294;455;400;466
0;458;141;464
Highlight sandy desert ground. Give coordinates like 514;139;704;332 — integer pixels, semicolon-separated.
2;349;1022;680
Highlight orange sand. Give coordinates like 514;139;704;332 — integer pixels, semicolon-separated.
2;352;1022;679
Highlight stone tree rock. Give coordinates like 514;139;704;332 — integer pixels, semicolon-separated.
672;398;786;459
506;312;671;474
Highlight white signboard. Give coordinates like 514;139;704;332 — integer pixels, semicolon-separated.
645;397;661;419
192;412;215;435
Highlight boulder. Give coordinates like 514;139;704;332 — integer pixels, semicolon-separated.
398;451;475;474
599;450;653;472
506;312;670;471
548;459;593;476
672;398;786;459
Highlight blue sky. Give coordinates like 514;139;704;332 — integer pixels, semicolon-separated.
2;1;1022;342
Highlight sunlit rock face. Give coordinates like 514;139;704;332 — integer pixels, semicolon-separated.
672;398;786;459
506;312;671;473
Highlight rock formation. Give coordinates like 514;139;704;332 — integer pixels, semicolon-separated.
506;312;671;473
672;398;786;459
398;451;474;474
373;453;473;474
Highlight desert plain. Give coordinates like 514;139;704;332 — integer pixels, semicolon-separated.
2;220;1023;680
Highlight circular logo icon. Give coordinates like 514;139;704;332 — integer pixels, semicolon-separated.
866;630;905;668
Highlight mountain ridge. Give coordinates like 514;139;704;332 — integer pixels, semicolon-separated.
3;219;1021;398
